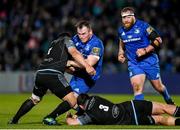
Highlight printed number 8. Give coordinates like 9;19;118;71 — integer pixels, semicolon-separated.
99;104;109;111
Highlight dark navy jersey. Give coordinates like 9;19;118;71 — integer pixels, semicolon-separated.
38;36;75;72
77;96;153;125
78;96;130;125
72;34;104;82
118;19;159;65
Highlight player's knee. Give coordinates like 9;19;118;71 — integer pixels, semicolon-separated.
30;93;41;105
132;83;141;92
63;93;77;107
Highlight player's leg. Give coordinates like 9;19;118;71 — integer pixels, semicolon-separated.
43;73;76;125
145;64;174;104
9;87;46;124
130;74;146;100
150;79;174;104
128;63;146;100
152;102;180;118
152;115;175;125
151;101;180;117
152;115;180;126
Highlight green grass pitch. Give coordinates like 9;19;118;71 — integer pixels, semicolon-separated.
1;93;180;129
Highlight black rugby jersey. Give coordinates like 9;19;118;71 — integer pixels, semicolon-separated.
38;36;74;72
81;96;129;125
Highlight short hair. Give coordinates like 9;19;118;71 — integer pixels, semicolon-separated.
121;7;135;15
75;20;91;29
77;93;90;106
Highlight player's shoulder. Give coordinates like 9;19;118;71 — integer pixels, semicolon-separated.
72;34;79;42
136;19;149;28
118;26;124;33
90;35;104;47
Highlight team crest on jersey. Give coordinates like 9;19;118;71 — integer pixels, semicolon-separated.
85;45;90;51
134;29;140;34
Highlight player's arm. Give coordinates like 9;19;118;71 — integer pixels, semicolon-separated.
65;38;96;76
66;117;80;125
67;46;101;68
118;39;126;63
67;55;99;68
66;112;92;125
145;26;162;52
136;26;162;57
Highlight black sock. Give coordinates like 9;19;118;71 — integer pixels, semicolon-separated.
75;106;84;116
174;107;180;117
175;118;180;125
46;101;71;119
12;99;35;123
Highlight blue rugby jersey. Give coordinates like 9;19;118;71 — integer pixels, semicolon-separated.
118;19;159;65
71;34;104;82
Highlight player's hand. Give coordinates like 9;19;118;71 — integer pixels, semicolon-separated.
85;65;96;76
136;48;147;57
66;112;72;118
118;54;126;63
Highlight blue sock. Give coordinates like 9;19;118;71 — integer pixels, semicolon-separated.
161;87;171;100
134;94;144;100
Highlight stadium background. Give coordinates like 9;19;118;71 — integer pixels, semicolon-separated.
0;0;180;94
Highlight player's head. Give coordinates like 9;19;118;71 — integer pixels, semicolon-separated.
77;93;90;109
121;7;136;29
75;20;93;43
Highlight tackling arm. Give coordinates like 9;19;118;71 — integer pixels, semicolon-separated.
68;47;96;76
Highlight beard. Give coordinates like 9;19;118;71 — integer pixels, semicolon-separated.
123;18;135;29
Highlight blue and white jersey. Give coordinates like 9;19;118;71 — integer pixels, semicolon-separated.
71;34;104;82
118;19;159;65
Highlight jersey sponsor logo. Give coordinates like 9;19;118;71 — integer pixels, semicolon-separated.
87;97;95;110
44;58;53;62
112;105;120;118
123;37;141;43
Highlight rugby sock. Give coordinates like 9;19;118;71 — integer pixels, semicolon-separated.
75;106;84;116
174;107;180;117
12;99;35;123
160;87;174;104
134;94;144;100
175;118;180;125
46;101;71;119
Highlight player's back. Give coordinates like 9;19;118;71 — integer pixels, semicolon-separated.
85;96;129;125
39;36;69;72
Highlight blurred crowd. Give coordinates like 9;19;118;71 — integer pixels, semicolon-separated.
0;0;180;73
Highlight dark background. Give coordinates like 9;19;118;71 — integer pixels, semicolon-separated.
0;0;179;73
